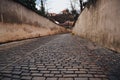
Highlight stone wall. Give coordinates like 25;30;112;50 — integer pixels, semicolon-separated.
0;0;67;43
73;0;120;52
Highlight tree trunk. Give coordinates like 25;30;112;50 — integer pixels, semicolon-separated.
79;0;83;12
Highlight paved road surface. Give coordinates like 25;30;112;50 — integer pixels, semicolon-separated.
0;34;120;80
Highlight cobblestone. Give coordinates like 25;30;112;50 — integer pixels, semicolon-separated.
31;73;43;76
21;76;32;80
21;73;30;76
44;74;54;77
89;78;102;80
32;77;45;80
78;74;93;78
0;34;120;80
46;78;58;80
59;78;73;80
63;74;77;77
75;71;87;74
74;78;88;80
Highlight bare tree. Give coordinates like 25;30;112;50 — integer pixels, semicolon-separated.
79;0;83;12
37;0;47;16
70;0;75;11
40;0;45;15
70;0;84;12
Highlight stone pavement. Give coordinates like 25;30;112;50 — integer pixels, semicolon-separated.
0;34;120;80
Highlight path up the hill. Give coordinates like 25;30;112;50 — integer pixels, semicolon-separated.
0;34;120;80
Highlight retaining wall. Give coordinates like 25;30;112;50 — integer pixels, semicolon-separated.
73;0;120;52
0;0;67;43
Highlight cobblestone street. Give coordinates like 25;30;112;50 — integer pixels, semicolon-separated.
0;34;120;80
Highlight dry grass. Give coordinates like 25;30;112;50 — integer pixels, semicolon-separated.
0;23;67;43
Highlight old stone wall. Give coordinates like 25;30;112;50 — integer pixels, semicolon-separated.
73;0;120;52
0;0;67;43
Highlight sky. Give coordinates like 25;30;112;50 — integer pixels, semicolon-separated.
46;0;71;13
36;0;87;14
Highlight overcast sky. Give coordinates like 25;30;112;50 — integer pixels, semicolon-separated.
46;0;71;13
36;0;87;13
